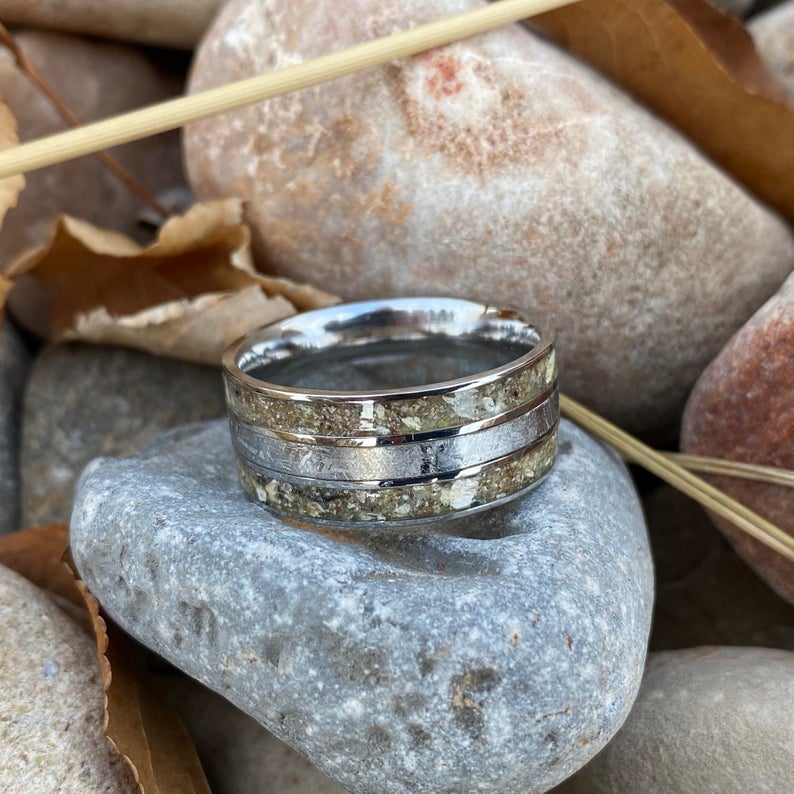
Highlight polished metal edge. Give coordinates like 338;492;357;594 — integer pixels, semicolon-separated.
223;297;553;403
230;387;559;482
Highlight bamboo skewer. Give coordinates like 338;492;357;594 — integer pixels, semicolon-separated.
0;0;578;180
560;394;794;563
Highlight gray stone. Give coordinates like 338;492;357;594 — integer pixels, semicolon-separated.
162;675;348;794
70;419;653;794
185;0;794;439
0;321;30;535
21;343;226;526
0;564;137;793
751;1;794;96
646;486;794;652
555;647;794;793
713;0;755;16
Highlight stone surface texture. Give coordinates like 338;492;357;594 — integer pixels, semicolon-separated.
163;675;348;794
70;419;653;794
0;321;29;535
644;486;794;652
0;31;184;265
681;271;794;604
0;0;222;49
0;564;137;793
713;0;755;15
555;647;794;793
21;343;226;526
185;0;794;438
751;0;794;95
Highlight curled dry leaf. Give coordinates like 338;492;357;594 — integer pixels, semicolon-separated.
0;525;211;794
0;100;25;273
532;0;794;222
3;197;338;364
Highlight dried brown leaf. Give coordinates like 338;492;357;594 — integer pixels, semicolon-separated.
4;198;337;364
532;0;794;222
0;525;211;794
0;524;77;603
0;100;25;251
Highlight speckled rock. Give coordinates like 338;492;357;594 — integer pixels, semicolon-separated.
21;343;226;526
163;675;348;794
555;647;794;793
0;0;222;49
681;271;794;604
0;564;137;793
70;418;653;794
751;0;794;95
185;0;794;438
0;31;184;265
0;321;29;535
645;486;794;652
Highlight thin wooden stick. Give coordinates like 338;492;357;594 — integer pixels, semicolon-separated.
664;452;794;488
559;394;794;563
0;0;578;180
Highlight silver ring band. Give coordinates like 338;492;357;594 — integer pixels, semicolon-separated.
222;298;558;524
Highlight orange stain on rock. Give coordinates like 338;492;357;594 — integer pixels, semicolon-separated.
425;52;465;99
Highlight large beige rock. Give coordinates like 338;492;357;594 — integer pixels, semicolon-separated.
0;0;223;49
0;564;136;793
0;31;184;266
186;0;794;437
751;0;794;95
555;647;794;793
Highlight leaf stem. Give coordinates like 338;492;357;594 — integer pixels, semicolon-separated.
663;452;794;488
0;24;170;219
560;393;794;563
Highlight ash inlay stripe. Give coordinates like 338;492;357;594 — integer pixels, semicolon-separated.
225;350;556;437
237;430;558;524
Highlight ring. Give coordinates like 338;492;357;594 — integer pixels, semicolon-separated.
222;298;558;525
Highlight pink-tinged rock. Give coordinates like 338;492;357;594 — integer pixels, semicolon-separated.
681;271;794;604
185;0;794;437
751;0;794;96
0;31;184;265
0;0;222;49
